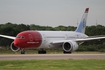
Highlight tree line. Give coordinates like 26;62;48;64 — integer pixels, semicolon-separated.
0;22;105;52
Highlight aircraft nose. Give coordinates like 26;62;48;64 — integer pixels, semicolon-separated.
14;39;20;47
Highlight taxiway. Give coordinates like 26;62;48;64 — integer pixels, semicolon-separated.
0;54;105;60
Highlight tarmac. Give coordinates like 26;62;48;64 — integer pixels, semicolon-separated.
0;54;105;60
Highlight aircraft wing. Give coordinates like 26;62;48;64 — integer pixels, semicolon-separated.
51;36;105;44
51;40;72;44
76;36;105;42
0;34;16;40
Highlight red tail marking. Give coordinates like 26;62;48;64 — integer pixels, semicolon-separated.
85;8;89;13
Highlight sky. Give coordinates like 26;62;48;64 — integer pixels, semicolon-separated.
0;0;105;27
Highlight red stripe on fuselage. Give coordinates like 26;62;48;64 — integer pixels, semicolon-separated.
14;30;42;49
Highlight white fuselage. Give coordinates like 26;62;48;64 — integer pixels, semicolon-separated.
38;31;88;49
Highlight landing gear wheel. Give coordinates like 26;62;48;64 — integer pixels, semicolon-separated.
38;49;46;54
21;49;25;54
63;51;71;54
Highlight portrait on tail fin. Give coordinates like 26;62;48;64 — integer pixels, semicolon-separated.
75;8;89;33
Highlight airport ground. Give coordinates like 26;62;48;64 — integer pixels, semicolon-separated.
0;49;105;70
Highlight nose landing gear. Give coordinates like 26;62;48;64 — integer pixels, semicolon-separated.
21;49;25;54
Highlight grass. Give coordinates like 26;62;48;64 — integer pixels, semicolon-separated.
0;60;105;70
0;49;105;54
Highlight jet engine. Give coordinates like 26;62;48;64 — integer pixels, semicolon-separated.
62;40;78;53
10;42;20;52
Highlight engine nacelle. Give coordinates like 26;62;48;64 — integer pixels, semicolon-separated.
10;42;20;52
62;40;78;52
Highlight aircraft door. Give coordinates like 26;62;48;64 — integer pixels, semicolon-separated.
28;34;33;42
42;34;47;43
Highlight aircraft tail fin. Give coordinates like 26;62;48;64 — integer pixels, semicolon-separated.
75;8;89;33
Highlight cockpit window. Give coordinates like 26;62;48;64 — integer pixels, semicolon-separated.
16;36;24;39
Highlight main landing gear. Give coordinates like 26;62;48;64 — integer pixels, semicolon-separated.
63;50;71;54
38;49;46;54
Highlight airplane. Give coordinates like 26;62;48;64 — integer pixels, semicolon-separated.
0;8;105;54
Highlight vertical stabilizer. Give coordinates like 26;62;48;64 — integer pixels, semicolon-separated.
75;8;89;33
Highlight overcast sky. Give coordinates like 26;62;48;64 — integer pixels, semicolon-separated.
0;0;105;27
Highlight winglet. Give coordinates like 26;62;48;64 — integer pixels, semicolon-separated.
75;8;89;33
